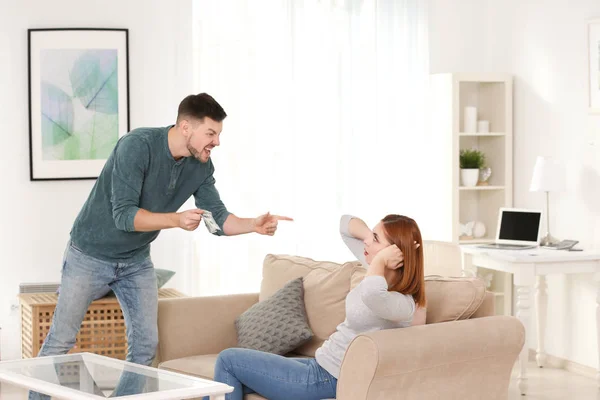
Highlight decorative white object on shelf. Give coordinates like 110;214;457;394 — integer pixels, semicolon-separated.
478;167;492;185
464;106;477;132
461;169;479;186
460;221;474;237
472;221;486;238
478;271;494;288
477;120;490;133
460;221;486;239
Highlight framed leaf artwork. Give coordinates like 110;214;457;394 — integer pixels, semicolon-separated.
28;28;130;180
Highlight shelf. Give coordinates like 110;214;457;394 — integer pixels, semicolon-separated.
459;186;505;191
490;291;505;298
459;132;506;137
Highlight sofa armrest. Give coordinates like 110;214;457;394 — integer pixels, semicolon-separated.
336;316;524;400
157;293;259;363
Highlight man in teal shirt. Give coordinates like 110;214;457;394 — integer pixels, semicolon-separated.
35;93;291;368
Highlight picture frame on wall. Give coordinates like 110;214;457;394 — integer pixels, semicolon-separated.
588;19;600;114
28;28;130;181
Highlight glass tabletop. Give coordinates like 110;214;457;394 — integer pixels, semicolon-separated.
0;353;231;399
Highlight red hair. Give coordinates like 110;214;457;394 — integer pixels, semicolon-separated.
381;214;426;308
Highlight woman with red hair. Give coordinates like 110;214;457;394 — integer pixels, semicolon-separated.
210;214;426;400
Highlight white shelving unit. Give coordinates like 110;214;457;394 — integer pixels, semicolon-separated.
428;72;513;316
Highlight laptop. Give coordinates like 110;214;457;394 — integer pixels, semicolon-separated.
477;207;542;250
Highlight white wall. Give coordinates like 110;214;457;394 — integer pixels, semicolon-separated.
0;0;194;360
430;0;600;369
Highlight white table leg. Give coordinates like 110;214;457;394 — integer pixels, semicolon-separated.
535;275;548;368
516;285;532;395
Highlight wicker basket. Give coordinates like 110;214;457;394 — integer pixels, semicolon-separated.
19;288;185;360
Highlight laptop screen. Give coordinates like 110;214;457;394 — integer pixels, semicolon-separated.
498;211;541;242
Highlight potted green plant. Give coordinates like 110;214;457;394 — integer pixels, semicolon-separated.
459;148;486;187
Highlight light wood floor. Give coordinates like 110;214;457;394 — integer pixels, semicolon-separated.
507;361;599;399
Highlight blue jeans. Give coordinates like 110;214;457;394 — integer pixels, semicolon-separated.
208;348;337;400
29;242;158;400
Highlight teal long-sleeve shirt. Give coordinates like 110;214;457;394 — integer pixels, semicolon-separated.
70;126;230;262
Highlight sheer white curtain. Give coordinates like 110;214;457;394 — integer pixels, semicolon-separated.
190;0;429;296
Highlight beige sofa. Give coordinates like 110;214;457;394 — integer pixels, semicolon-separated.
157;254;525;400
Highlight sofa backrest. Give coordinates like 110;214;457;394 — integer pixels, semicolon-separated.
422;275;487;323
260;254;364;357
260;254;488;357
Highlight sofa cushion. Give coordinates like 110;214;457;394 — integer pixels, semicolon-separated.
424;276;486;323
259;256;486;356
236;277;313;355
158;354;298;400
260;254;363;357
159;354;218;380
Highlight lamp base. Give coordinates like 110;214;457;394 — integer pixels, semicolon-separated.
540;233;560;247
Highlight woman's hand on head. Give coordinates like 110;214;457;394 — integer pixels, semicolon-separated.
370;241;419;271
371;244;405;270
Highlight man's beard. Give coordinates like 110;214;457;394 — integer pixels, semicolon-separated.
187;140;208;163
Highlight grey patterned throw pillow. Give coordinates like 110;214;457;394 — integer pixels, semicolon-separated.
235;277;313;355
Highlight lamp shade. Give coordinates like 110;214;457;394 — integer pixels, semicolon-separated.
529;156;566;192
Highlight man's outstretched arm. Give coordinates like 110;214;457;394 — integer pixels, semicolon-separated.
223;212;293;236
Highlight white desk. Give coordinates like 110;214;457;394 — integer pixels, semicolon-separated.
460;245;600;396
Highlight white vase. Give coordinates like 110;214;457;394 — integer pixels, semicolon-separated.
472;221;486;238
464;107;477;133
461;169;479;187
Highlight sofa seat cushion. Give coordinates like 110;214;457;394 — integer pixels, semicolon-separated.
158;353;314;379
159;354;219;380
159;355;293;400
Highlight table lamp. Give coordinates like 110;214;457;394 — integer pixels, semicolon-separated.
529;156;566;246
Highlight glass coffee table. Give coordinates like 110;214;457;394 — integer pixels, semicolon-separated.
0;353;232;399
